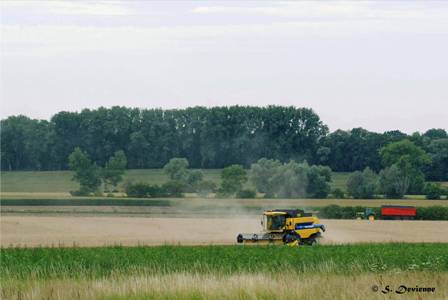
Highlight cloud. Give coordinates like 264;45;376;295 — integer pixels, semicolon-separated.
1;2;447;57
191;2;437;20
2;13;446;58
1;0;133;16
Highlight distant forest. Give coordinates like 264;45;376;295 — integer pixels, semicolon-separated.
1;106;447;180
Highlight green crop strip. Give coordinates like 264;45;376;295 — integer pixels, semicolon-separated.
1;244;447;281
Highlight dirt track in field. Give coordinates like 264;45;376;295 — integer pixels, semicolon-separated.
2;216;448;247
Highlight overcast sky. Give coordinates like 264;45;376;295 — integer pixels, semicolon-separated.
1;1;447;133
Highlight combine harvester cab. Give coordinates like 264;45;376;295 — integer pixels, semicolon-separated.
237;209;325;246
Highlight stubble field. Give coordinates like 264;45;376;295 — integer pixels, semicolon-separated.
2;216;448;248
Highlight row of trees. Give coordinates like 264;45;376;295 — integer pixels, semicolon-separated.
249;159;332;198
318;127;448;180
346;140;447;199
68;148;127;195
126;158;218;198
125;157;332;199
2;106;447;181
69;147;446;199
1;106;327;170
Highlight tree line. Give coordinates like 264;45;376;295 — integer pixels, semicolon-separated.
1;106;447;181
69;142;447;199
123;157;334;199
345;139;447;199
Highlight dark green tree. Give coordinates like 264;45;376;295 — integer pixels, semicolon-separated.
163;158;189;181
249;158;281;197
306;165;332;198
426;139;448;181
346;167;379;199
220;165;247;195
186;170;204;186
270;161;308;198
102;150;127;191
379;140;430;194
423;128;447;140
68;147;101;195
379;164;410;199
423;183;444;200
379;139;430;170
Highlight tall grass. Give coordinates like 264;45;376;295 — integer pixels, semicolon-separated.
2;244;447;281
2;244;447;299
3;272;447;300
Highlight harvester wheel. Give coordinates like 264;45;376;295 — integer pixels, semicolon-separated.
368;215;375;221
308;238;317;246
237;234;243;243
251;234;258;242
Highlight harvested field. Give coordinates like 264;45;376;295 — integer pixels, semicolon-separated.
2;216;448;248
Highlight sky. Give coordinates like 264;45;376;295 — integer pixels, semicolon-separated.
1;1;447;133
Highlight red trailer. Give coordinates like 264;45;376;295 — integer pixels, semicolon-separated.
380;205;416;220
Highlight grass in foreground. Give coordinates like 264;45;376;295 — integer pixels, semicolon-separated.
3;272;447;300
1;244;447;299
2;244;447;279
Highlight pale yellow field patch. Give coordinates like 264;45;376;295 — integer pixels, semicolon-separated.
1;272;446;300
2;216;448;248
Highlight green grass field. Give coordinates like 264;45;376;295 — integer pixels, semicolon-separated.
0;169;350;193
3;244;447;278
1;244;447;299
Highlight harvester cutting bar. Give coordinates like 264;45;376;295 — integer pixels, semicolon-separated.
236;233;283;244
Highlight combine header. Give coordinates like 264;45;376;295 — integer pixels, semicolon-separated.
237;209;325;246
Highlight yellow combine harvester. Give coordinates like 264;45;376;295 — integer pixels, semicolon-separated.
237;209;326;246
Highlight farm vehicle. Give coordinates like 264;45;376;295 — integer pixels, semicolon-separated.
237;209;326;246
357;205;416;220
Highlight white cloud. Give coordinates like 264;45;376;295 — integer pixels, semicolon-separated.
192;2;366;17
191;2;439;20
2;10;447;57
1;0;133;16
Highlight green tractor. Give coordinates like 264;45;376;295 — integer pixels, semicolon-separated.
356;207;376;221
